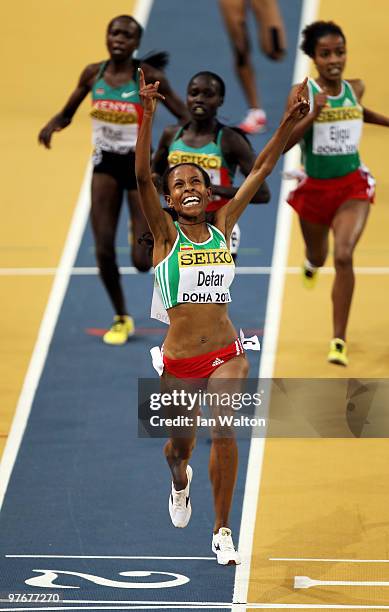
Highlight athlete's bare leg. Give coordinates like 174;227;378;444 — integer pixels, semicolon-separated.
127;190;153;272
162;373;198;491
164;437;196;491
208;353;249;532
91;173;127;315
218;0;260;109
250;0;287;60
299;217;330;267
331;199;370;340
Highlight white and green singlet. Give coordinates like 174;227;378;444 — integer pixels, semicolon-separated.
302;78;363;179
151;222;235;324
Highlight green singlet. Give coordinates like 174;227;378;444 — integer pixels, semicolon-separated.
151;222;235;324
302;78;363;179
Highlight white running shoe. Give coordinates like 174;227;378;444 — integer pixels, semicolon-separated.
169;465;192;528
212;527;241;565
239;108;267;134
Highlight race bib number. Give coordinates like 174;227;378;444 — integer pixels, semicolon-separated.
92;120;138;154
313;117;362;156
177;249;234;305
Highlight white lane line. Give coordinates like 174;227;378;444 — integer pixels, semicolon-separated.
0;0;154;512
232;0;320;607
5;555;214;560
134;0;154;26
2;266;389;276
0;607;230;611
0;162;91;511
2;604;389;611
0;608;230;611
272;558;389;563
57;602;389;608
295;575;389;589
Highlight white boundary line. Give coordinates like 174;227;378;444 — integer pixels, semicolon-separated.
271;558;389;563
0;0;154;511
232;0;320;607
2;266;389;276
50;602;389;609
134;0;154;27
2;605;389;611
0;162;91;510
5;555;214;560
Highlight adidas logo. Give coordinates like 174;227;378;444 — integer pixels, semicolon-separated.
212;357;224;367
343;98;353;107
219;241;227;248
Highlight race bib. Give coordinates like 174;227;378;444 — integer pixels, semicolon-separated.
177;248;234;305
92;120;138;154
313;108;363;157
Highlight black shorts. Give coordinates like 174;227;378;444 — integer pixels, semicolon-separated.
92;149;137;190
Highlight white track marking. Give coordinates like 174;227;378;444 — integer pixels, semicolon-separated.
134;0;154;26
0;162;91;510
271;558;389;563
1;266;389;276
295;575;389;589
232;0;320;608
0;0;154;511
59;602;389;608
5;555;214;560
2;604;389;611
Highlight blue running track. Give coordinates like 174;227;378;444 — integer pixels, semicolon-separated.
0;1;302;608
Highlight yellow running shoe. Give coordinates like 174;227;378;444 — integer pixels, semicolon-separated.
328;338;348;366
103;315;135;346
302;264;319;289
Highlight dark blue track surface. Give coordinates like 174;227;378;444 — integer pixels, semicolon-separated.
0;1;302;608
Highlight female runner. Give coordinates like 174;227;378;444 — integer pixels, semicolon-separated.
152;70;270;259
38;15;188;345
136;68;308;563
285;21;389;365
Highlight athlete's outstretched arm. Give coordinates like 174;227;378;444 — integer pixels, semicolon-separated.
142;64;190;123
215;78;309;234
282;81;327;153
38;63;99;149
135;69;176;251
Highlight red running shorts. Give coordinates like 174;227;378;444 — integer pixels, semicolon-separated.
287;167;375;226
163;338;245;378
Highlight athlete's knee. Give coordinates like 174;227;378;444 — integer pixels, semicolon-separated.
231;32;250;67
334;245;353;269
95;241;118;277
132;247;152;272
95;242;114;263
168;438;196;461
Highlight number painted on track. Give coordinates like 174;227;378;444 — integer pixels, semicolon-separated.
25;568;190;589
